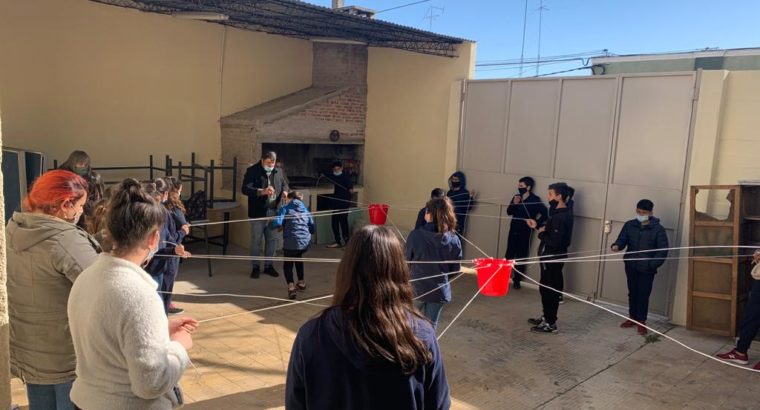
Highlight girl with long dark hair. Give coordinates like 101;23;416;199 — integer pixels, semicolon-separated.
286;225;450;410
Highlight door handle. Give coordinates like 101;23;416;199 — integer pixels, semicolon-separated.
603;220;612;235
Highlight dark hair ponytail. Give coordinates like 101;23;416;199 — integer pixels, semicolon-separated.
107;178;166;252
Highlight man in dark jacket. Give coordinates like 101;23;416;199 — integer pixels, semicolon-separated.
505;176;548;289
415;188;445;230
527;183;574;333
322;160;354;248
242;151;289;278
447;171;474;235
611;199;668;335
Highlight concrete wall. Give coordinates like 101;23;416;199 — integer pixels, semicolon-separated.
363;43;476;232
0;0;312;167
598;55;760;75
671;70;760;325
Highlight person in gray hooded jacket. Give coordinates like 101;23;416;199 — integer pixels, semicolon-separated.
6;169;100;410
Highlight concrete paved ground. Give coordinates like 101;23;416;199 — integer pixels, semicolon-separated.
11;244;760;409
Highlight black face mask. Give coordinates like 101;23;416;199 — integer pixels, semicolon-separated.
518;187;528;195
549;199;558;209
451;181;461;189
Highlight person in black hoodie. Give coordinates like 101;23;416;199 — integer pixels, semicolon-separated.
611;199;668;335
322;160;354;248
447;171;474;235
505;177;548;289
527;183;574;333
415;188;445;230
286;225;450;410
242;151;289;278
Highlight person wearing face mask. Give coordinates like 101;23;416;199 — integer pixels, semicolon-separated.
5;170;101;410
447;171;474;235
68;178;197;409
242;151;290;278
143;180;190;310
505;177;548;289
322;160;354;248
59;150;92;177
610;199;668;335
526;183;574;333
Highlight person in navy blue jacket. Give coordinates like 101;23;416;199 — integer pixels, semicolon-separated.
406;197;462;329
446;171;474;235
415;188;445;230
611;199;668;335
272;191;315;300
142;180;190;305
286;225;450;410
163;176;190;315
505;176;548;289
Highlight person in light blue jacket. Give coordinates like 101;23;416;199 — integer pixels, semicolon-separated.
272;191;315;299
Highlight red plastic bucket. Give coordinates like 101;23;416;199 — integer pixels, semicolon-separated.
368;203;390;225
474;258;514;297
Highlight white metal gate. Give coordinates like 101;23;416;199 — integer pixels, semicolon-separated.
458;73;697;315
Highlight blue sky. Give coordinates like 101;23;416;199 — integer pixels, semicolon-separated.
311;0;760;78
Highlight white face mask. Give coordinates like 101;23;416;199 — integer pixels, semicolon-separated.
264;165;274;173
636;214;649;222
142;233;160;266
71;209;83;224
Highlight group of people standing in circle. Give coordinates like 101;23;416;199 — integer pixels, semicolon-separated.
6;151;196;409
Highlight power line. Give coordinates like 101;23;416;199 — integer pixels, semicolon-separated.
477;49;609;66
376;0;430;14
534;66;592;77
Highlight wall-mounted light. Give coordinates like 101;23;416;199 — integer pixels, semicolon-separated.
172;12;229;21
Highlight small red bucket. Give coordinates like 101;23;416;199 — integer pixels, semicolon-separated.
368;204;390;225
474;258;514;297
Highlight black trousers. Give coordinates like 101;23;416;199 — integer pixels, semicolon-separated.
625;265;655;322
539;259;564;325
505;229;531;284
738;279;760;353
283;248;306;284
332;210;349;244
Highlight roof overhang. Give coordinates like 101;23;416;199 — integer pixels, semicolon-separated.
90;0;468;57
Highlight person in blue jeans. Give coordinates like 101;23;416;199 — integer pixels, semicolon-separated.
717;250;760;369
405;197;462;329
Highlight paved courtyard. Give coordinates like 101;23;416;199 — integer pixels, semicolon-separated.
11;244;760;409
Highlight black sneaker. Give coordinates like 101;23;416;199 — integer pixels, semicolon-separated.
288;288;298;300
527;316;545;326
250;267;261;279
531;322;558;333
327;242;342;248
513;281;521;290
558;294;565;304
264;266;280;277
168;307;184;315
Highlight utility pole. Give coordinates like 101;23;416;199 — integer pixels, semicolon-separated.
519;0;529;77
536;0;549;76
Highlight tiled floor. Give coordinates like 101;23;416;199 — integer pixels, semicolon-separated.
11;244;760;409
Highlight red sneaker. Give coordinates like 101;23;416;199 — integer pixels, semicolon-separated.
620;319;635;328
637;323;648;335
754;361;760;370
716;349;749;365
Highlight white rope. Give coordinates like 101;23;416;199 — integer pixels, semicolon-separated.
437;265;503;340
160;291;329;307
197;294;334;324
190;207;365;227
414;272;466;301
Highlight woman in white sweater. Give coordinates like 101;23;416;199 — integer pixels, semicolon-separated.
68;178;197;409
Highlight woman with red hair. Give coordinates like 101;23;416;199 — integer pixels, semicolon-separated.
6;169;101;410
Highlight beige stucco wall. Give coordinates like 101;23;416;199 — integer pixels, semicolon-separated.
0;0;312;168
671;70;760;325
363;43;476;233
